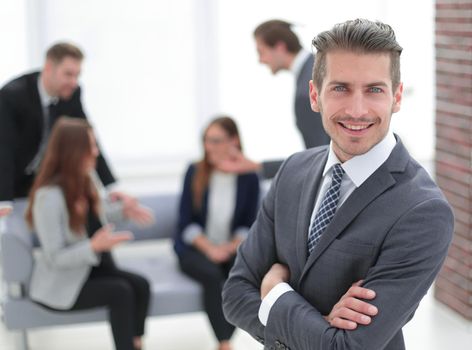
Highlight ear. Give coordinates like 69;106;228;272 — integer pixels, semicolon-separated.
43;59;52;74
274;41;287;53
309;80;321;112
392;82;403;113
43;58;57;75
229;136;239;148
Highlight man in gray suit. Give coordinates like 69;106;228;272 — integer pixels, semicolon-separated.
222;19;454;350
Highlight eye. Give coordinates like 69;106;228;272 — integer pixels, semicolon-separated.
333;85;347;92
369;86;383;93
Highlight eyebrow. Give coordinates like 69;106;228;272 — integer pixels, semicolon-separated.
327;81;390;88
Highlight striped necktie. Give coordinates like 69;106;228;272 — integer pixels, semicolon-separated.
307;163;345;255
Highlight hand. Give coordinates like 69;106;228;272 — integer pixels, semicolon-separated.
0;207;12;217
221;237;242;256
324;280;378;330
260;263;290;299
205;244;232;264
109;191;136;203
123;203;155;227
216;147;261;174
90;224;133;252
109;191;155;227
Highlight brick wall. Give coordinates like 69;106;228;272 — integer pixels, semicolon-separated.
434;0;472;320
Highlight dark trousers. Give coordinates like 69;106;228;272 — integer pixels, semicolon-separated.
178;248;236;342
71;253;150;350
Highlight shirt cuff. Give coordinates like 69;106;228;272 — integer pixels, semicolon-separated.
0;201;13;210
233;226;249;240
258;282;293;326
182;223;204;245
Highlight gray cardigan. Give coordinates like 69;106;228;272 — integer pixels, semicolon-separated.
29;183;124;309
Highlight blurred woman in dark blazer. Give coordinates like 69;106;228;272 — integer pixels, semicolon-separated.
174;116;260;350
25;117;152;350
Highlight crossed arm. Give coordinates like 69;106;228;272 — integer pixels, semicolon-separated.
222;189;453;350
261;264;378;330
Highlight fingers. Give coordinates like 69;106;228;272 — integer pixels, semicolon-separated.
329;316;358;330
91;226;131;252
344;285;376;300
0;207;12;217
132;206;155;226
328;305;373;330
343;296;378;316
111;231;134;244
325;283;378;330
331;297;378;325
207;246;231;263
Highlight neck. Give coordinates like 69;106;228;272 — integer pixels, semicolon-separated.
40;73;56;97
286;52;297;70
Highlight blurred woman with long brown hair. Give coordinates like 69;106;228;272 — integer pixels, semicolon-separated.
25;117;150;350
174;116;260;350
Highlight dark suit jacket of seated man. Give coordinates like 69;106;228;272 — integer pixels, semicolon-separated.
222;19;454;350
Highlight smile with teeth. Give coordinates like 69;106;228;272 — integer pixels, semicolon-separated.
339;122;373;131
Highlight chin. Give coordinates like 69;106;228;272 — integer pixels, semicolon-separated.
60;89;75;100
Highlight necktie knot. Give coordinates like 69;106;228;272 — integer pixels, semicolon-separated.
331;163;345;184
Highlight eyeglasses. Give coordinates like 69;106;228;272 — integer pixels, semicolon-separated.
203;136;230;145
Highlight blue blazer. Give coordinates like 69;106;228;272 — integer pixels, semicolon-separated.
174;163;260;256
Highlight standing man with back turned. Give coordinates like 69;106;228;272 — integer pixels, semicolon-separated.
219;20;330;179
223;19;453;350
254;19;329;149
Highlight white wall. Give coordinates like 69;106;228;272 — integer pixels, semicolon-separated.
216;0;435;163
0;0;29;83
0;0;435;189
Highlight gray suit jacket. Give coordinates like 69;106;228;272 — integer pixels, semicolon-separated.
223;137;453;350
29;183;123;309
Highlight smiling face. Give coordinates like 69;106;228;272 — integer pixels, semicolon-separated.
204;124;238;166
310;50;403;162
43;56;82;100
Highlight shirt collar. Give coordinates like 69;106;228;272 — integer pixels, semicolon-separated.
37;74;59;107
323;132;397;187
290;49;311;78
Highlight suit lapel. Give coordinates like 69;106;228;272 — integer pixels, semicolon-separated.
298;141;408;284
294;150;327;273
27;73;46;135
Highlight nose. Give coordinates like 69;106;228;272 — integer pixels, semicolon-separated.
345;92;369;118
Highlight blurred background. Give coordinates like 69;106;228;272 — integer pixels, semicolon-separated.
1;0;471;349
0;0;435;193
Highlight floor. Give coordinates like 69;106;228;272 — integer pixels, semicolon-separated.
1;240;472;350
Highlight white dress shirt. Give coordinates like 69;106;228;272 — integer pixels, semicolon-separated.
258;132;397;326
182;171;249;245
